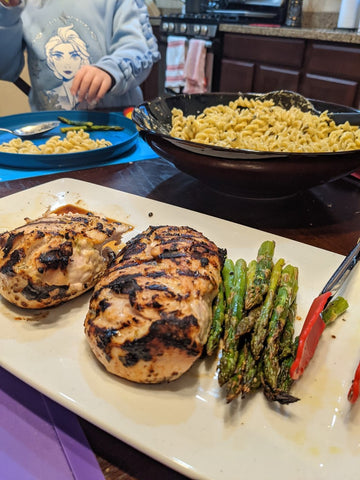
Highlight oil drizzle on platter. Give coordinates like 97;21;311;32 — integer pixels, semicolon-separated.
51;203;134;231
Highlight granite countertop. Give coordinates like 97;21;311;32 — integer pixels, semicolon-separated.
218;23;360;45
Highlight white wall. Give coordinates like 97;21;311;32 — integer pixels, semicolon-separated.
0;59;31;116
303;0;341;13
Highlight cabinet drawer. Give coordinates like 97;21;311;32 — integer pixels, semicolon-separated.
305;42;360;81
300;73;358;107
222;34;305;68
219;59;254;92
254;65;300;93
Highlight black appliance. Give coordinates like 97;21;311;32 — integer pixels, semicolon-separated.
184;0;289;25
185;0;209;14
159;13;221;94
159;0;289;94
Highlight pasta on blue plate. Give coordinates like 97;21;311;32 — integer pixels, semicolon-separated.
0;129;111;155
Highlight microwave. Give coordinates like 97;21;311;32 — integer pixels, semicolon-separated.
185;0;289;15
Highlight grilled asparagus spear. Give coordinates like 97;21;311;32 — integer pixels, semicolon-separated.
222;258;235;305
262;265;299;390
58;116;94;127
218;258;247;386
279;300;297;360
235;260;260;338
236;305;261;338
322;296;349;324
263;297;300;404
245;241;275;311
277;322;299;394
206;282;226;356
250;258;285;360
225;338;249;402
58;116;124;132
241;341;261;396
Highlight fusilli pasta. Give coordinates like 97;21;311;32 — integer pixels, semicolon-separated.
0;129;112;154
170;96;360;153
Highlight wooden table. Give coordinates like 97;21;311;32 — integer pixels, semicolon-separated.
1;156;359;480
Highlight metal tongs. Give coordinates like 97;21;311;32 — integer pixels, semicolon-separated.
289;240;360;381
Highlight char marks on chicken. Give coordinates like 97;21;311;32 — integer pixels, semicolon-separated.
0;211;131;309
84;225;226;384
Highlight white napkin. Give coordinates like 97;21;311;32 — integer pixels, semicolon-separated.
165;36;187;92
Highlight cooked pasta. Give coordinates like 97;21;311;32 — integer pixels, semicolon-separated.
0;129;112;154
169;96;360;153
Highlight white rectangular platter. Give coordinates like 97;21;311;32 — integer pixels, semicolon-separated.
0;178;359;480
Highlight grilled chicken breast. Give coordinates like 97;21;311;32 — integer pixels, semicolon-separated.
0;211;131;309
84;225;226;384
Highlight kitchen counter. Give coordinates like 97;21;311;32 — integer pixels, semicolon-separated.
219;23;360;45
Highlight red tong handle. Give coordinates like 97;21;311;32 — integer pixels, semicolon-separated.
348;360;360;404
289;291;332;380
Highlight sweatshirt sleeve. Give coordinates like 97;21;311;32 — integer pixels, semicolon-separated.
0;2;25;81
94;0;160;96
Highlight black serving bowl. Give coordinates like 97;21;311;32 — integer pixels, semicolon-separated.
132;92;360;198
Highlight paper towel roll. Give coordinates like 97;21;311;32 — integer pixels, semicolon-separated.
337;0;360;29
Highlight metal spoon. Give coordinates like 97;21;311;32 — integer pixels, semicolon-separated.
0;120;60;138
252;90;360;125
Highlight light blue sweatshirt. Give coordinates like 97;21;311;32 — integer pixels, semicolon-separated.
0;0;160;110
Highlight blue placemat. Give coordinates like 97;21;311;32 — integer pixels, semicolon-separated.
0;136;158;182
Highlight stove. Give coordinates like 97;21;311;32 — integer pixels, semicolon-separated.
160;14;219;39
158;2;288;95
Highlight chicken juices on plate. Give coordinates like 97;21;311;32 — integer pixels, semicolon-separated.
84;225;226;383
0;210;131;309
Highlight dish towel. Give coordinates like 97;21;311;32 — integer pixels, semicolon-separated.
183;39;207;94
165;35;187;93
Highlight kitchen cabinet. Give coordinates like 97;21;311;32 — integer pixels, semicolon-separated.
141;59;160;101
219;32;360;108
140;25;161;101
219;34;305;95
301;41;360;107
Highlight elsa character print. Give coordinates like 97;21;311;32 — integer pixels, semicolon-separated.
45;24;90;109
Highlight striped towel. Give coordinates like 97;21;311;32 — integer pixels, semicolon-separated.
183;39;207;94
165;36;187;92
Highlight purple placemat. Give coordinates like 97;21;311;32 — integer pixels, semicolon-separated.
0;136;158;182
0;367;104;480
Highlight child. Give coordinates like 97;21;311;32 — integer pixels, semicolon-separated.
0;0;160;110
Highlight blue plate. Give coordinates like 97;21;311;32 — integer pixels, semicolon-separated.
0;111;138;169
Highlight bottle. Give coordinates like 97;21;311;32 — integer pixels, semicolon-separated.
337;0;360;29
285;0;303;28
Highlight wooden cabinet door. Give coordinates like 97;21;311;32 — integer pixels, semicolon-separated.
141;25;161;101
305;42;360;81
222;34;305;68
221;33;303;94
141;62;160;101
302;41;360;107
300;73;358;107
219;59;254;92
254;65;300;93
